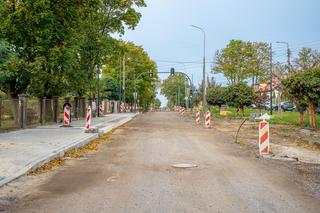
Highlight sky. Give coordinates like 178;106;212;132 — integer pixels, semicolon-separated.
122;0;320;106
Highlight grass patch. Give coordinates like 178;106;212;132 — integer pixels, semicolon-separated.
209;106;320;127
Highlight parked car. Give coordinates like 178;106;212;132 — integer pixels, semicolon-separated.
280;101;295;112
264;101;278;111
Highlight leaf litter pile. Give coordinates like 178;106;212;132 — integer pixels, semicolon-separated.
29;132;113;176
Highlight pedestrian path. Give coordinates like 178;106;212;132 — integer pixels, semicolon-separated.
0;113;137;187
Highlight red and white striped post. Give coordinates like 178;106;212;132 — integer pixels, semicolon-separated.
86;106;92;129
120;102;125;113
205;111;211;128
259;120;270;155
63;105;71;126
99;102;104;116
196;111;200;124
181;107;185;115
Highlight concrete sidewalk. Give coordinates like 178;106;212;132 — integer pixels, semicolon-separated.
0;113;137;187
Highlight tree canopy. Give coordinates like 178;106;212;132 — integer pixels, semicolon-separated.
0;0;159;108
282;68;320;128
213;40;270;85
161;74;189;108
225;82;256;116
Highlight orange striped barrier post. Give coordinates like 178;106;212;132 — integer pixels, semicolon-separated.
63;105;71;126
181;107;185;115
259;120;270;155
205;111;211;128
196;111;200;124
86;106;92;129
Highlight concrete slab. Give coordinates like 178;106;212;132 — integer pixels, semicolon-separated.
0;113;137;187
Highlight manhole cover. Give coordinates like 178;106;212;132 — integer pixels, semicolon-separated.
171;163;197;168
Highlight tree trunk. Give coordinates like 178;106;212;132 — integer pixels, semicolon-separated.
218;105;221;113
240;106;244;117
299;110;304;125
307;100;316;128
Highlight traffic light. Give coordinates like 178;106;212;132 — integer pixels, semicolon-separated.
149;70;153;77
170;67;175;76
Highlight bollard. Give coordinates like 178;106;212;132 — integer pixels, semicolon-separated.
63;105;71;126
259;120;270;155
86;106;92;129
205;111;211;128
181;107;185;115
196;111;200;124
120;102;125;113
99;103;103;116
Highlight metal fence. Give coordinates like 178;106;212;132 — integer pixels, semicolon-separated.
27;98;40;126
0;96;121;131
0;99;20;130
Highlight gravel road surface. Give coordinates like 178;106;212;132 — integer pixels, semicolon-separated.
1;112;320;213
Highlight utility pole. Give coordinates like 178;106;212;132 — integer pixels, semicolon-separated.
287;47;291;74
190;25;206;113
119;56;122;102
176;93;178;107
97;66;100;117
122;54;126;106
178;86;180;106
185;79;188;109
269;43;273;115
276;41;291;75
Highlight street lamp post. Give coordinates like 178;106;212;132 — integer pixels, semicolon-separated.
269;43;273;115
191;25;206;113
97;66;101;117
133;70;153;113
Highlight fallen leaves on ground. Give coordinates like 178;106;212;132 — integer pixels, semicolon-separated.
28;130;115;175
28;158;65;176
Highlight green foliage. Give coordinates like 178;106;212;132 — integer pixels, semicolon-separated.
213;40;270;85
282;69;320;104
0;39;30;97
103;41;158;106
161;74;188;107
293;48;320;72
282;68;320;128
0;0;147;99
102;75;120;100
225;82;256;115
206;86;227;109
152;98;161;109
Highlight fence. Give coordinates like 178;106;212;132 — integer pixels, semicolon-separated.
0;96;121;131
0;98;20;130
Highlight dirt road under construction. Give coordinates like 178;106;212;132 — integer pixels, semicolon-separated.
1;112;320;213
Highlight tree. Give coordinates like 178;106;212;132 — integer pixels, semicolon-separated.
0;0;147;99
103;41;158;108
213;40;270;86
250;42;270;86
206;86;226;112
225;82;256;116
152;98;161;109
293;48;320;73
213;40;254;84
0;39;30;98
282;68;320;128
102;75;120;100
161;74;188;108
